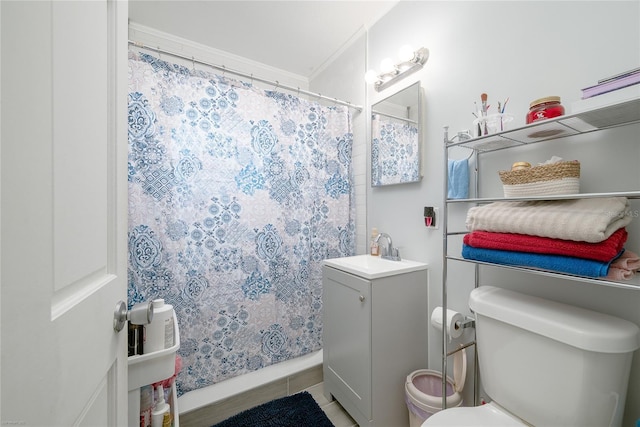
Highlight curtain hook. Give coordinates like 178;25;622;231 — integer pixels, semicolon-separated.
222;65;226;76
157;46;162;59
274;80;280;91
250;73;254;85
191;56;196;72
297;87;301;97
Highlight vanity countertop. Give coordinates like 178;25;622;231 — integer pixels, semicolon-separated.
323;254;428;280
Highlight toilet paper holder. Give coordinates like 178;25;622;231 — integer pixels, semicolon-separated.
445;316;476;358
431;306;475;339
455;316;475;331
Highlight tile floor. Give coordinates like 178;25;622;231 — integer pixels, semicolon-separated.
305;382;358;427
178;363;359;427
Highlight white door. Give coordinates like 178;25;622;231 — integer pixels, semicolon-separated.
1;1;129;425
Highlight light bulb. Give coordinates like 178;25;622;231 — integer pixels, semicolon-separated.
364;69;379;84
379;58;395;74
398;45;415;62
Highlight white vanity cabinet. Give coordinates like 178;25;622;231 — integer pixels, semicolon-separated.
322;255;429;427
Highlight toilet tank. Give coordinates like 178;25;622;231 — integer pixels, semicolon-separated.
469;286;640;427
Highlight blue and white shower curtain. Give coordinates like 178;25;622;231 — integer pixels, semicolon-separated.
371;114;420;186
127;51;355;395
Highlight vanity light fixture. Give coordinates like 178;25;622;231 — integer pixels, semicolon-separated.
365;46;429;92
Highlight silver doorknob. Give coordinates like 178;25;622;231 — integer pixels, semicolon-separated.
113;300;154;332
359;295;365;302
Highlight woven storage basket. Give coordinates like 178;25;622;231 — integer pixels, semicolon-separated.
498;160;580;197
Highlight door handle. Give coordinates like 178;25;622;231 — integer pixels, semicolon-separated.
113;300;154;332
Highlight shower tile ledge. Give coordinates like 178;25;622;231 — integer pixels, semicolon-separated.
177;350;323;413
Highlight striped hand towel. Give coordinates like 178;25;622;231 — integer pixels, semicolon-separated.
465;197;631;243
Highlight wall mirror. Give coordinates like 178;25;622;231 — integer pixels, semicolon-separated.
371;81;422;186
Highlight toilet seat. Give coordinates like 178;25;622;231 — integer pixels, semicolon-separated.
421;402;525;426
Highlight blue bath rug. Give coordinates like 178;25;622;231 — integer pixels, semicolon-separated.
211;391;335;427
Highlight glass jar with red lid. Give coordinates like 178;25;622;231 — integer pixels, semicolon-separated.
526;96;565;124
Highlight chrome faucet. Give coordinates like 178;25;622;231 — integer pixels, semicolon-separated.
375;232;401;261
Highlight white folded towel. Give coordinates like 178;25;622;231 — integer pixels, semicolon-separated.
466;197;632;243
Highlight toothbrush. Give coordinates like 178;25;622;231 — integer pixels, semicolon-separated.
480;93;488;115
501;97;509;113
474;101;482;136
481;93;488;135
499;97;509;131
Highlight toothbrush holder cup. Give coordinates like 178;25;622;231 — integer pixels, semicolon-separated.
473;113;514;137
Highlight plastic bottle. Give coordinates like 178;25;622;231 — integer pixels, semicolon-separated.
144;299;175;354
151;385;170;427
162;412;172;427
139;385;153;427
370;228;380;256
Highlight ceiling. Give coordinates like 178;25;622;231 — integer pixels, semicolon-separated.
128;0;398;79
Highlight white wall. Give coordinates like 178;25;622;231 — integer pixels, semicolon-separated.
128;22;310;95
313;1;640;424
309;30;369;255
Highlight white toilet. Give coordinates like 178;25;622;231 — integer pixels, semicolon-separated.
423;286;640;427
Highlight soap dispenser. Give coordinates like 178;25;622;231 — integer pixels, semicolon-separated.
151;385;170;427
370;227;380;256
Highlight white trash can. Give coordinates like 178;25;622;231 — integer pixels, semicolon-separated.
405;348;466;426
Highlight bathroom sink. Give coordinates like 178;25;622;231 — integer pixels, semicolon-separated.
324;255;428;279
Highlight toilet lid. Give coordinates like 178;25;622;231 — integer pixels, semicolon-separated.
452;347;466;393
421;402;525;426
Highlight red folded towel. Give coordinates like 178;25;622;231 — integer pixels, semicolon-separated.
463;228;627;262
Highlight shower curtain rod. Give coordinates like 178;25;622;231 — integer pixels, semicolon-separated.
371;110;418;125
129;40;363;113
